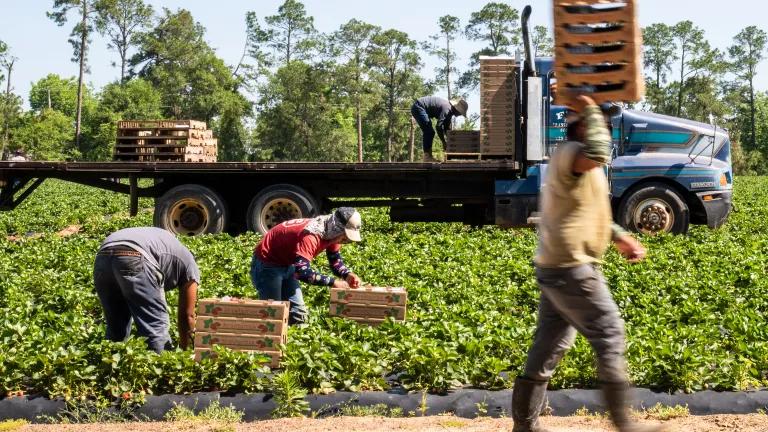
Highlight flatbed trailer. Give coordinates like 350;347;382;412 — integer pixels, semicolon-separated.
0;160;523;235
0;5;734;237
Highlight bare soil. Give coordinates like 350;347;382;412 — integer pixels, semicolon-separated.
17;414;768;432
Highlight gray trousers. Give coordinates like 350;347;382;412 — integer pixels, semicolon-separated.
523;264;628;384
93;254;172;353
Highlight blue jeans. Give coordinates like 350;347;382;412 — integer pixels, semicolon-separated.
93;254;172;353
411;102;435;152
250;256;308;325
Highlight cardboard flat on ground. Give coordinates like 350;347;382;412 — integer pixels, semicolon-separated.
197;298;289;320
195;316;287;336
194;332;285;352
193;348;281;368
330;286;407;306
330;302;406;320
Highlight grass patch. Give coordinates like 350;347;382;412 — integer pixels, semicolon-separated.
337;403;403;417
0;420;28;431
439;418;468;427
636;403;690;420
571;406;606;419
164;401;244;423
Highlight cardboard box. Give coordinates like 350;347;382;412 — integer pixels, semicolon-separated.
330;286;407;306
194;348;281;368
195;332;285;352
195;316;287;336
330;302;406;320
197;298;289;319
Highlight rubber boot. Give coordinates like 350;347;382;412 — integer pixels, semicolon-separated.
512;377;554;432
423;151;438;162
602;382;674;432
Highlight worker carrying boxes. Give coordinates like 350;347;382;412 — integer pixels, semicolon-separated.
194;298;289;368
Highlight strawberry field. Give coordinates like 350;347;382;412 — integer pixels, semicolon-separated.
1;178;768;403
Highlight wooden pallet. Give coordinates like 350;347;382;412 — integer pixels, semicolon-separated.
114;119;218;162
117;119;207;130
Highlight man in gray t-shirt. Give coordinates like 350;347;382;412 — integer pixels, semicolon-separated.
94;227;200;352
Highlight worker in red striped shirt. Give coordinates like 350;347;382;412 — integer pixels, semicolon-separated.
251;207;363;324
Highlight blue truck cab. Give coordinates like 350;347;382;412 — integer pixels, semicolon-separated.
495;57;733;235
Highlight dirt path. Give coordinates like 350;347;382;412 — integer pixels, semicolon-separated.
17;414;768;431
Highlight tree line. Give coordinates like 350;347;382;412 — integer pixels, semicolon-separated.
0;0;765;173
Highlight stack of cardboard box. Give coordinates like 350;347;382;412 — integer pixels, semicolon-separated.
329;286;407;325
479;57;517;157
445;130;481;156
194;298;288;368
553;0;644;106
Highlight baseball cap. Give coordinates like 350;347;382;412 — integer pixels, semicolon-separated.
334;207;362;242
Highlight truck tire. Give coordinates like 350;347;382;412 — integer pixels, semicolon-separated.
247;184;319;235
154;184;228;236
618;182;689;235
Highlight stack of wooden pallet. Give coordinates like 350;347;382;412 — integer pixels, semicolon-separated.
329;286;407;326
114;120;218;162
445;130;481;155
480;57;517;158
553;0;644;106
194;298;288;368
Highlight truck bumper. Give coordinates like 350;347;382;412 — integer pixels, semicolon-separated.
696;190;732;229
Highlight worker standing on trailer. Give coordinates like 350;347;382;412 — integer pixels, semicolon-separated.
93;227;200;353
251;207;363;325
411;96;468;162
512;96;668;432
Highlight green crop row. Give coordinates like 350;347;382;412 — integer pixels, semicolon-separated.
1;178;768;402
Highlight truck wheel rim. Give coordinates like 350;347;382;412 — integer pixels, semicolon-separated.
260;199;301;231
169;199;209;236
633;198;674;234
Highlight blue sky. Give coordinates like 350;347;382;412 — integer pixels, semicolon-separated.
1;0;766;115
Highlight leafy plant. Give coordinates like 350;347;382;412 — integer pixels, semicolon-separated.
2;178;768;408
271;371;309;418
164;401;244;423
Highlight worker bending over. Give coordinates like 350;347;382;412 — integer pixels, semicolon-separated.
411;96;468;162
251;207;363;325
94;227;199;353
